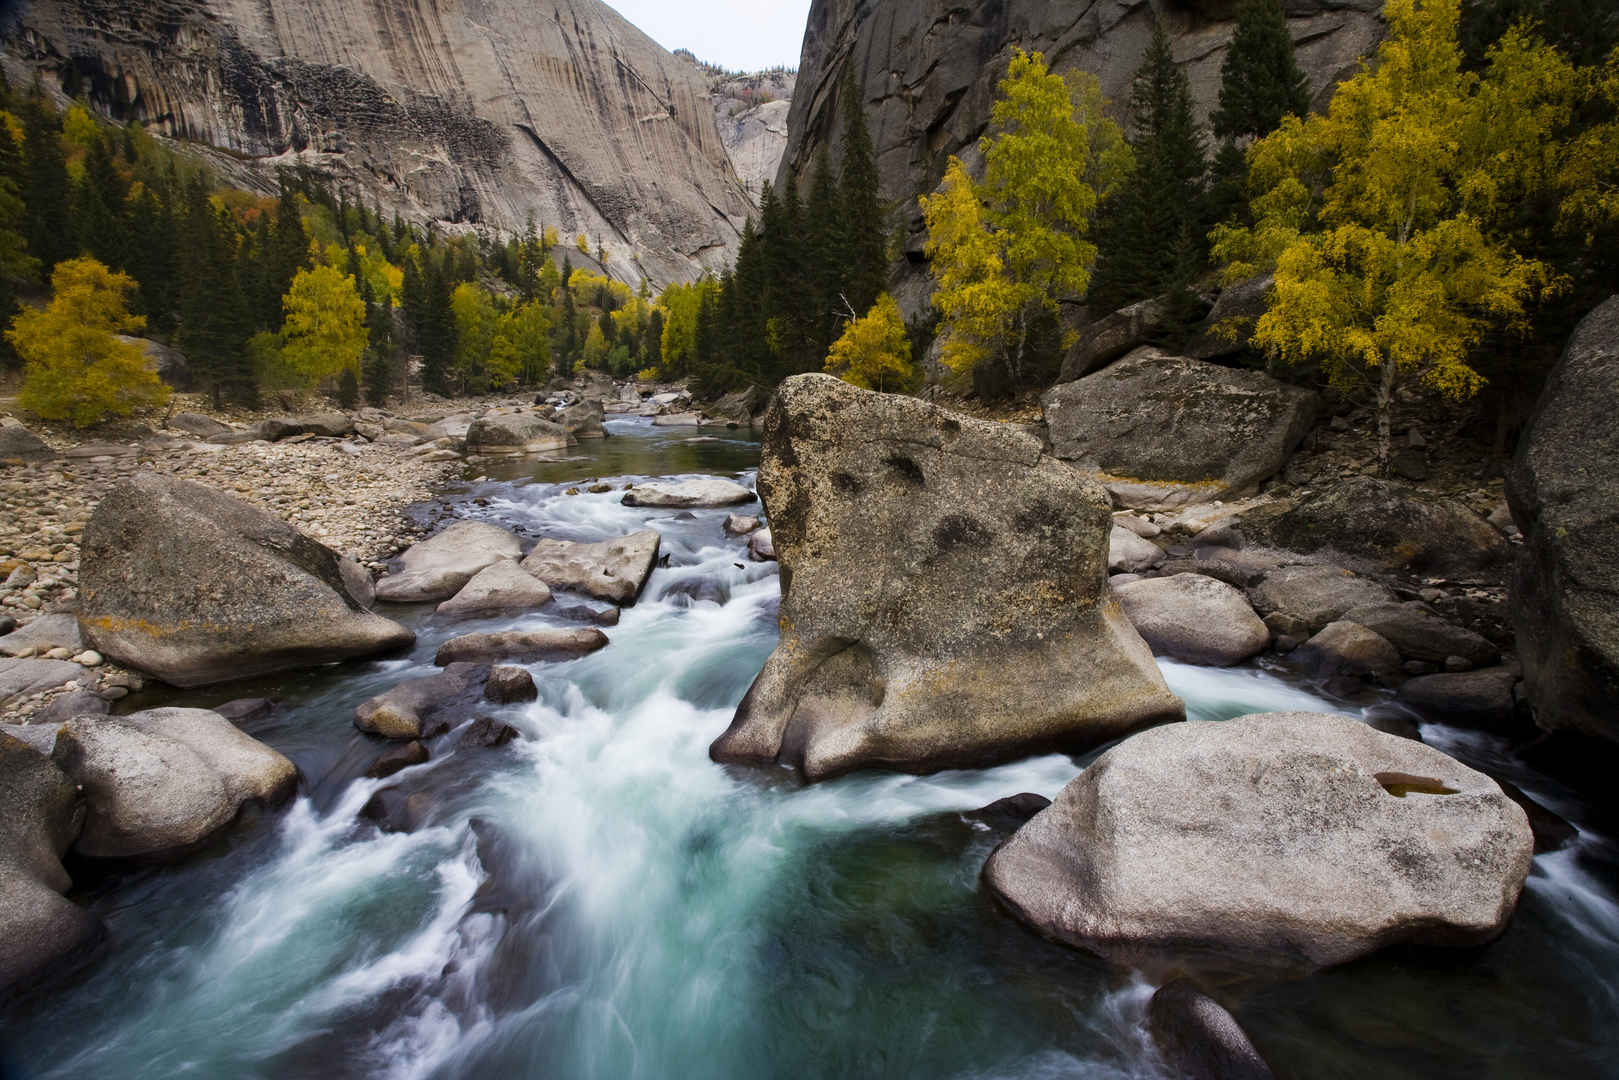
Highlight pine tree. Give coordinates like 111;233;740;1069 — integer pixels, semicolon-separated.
804;151;843;360
178;179;255;405
1088;21;1209;321
21;94;73;273
266;182;309;327
839;66;887;316
74;134;129;271
1212;0;1311;142
417;257;457;395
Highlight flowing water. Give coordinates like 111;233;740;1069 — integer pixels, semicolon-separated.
3;419;1617;1079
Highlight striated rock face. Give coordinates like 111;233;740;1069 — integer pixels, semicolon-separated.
710;70;796;204
709;374;1183;781
780;0;1383;311
2;0;753;285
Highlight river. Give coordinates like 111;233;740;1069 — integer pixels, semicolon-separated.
3;418;1616;1079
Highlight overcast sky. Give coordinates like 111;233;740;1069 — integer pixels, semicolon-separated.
605;1;812;72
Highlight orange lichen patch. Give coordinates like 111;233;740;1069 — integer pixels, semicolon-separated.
82;615;225;639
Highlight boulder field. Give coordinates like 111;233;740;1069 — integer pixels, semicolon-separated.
710;373;1184;781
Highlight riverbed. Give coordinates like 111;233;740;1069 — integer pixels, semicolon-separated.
3;419;1616;1079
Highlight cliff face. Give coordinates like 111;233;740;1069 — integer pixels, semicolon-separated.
709;71;795;206
1;0;755;285
780;0;1384;310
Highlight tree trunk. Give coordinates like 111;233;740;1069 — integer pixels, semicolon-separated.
1376;353;1396;478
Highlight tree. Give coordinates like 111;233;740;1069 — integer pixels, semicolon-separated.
1212;0;1311;143
1088;21;1210;321
920;50;1129;392
1211;0;1567;474
9;257;170;426
839;67;888;315
279;264;367;387
178;181;255;405
450;281;498;391
20;95;72;273
490;300;552;386
0;121;37;369
825;293;914;391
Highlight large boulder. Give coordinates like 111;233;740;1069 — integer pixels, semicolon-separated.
1058;297;1188;383
1241;477;1507;575
0;419;54;465
1185;273;1273;361
1041;349;1317;510
257;412;354;440
77;474;414;687
706;385;767;425
1114;574;1270;667
557;399;605;439
1248;563;1396;633
0;733;98;994
520;530;661;605
621;476;756;508
52;709;298;860
436;559;553;618
1507;297;1619;742
374;521;523;603
983;712;1534;974
465;412;571;454
709;374;1183;781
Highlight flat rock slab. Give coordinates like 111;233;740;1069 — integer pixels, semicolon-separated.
520;530;660;605
434;628;609;666
1041;348;1317;510
709;374;1182;781
53;708;298;861
436;559;553;618
0;659;87;708
0;615;85;658
1115;574;1270;667
983;712;1533;975
622;477;755;508
376;521;523;603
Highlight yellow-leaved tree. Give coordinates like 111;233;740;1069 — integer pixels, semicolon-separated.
280;264;367;387
9;257;169;427
490;300;552;387
920;50;1130;392
825;293;914;392
450;282;498;392
1211;0;1580;473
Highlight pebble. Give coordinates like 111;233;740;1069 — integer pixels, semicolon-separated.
74;650;103;667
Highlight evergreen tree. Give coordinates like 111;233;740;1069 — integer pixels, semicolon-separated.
74;134;129;271
123;181;180;333
21;94;73;273
178;179;255;405
418;257;457;395
804;151;843;362
839;67;888;316
1088;21;1209;321
266;182;309;327
1212;0;1311;142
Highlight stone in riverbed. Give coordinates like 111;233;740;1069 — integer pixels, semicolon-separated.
0;658;89;709
558;399;605;439
1248;564;1396;633
52;708;298;861
1397;668;1521;729
434;628;609;666
354;663;486;740
1114;574;1270;667
747;529;776;562
621;476;755;508
1108;525;1164;574
724;514;763;536
437;559;553;618
520;531;660;605
1341;602;1499;667
461;716;520;749
485;665;538;703
465;412;571;454
365;740;428;779
167;413;232;439
0;614;84;658
982;712;1533;975
0;733;98;994
1291;620;1402;679
375;521;523;603
77;473;414;688
1147;981;1275;1080
709;374;1183;781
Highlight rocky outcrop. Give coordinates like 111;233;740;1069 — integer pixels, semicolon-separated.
710;71;795;202
0;733;98;994
983;712;1534;975
78;473;414;687
520;530;661;605
52;708;298;860
1507;297;1619;743
1115;573;1269;667
709;374;1183;780
1043;349;1317;510
3;0;753;285
781;0;1383;312
375;521;523;604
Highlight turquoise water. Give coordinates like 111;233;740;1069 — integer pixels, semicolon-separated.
3;419;1615;1079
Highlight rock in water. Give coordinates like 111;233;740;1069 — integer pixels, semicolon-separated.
0;733;99;994
621;477;756;508
465;412;572;455
434;629;609;666
520;531;661;605
77;473;414;688
485;666;538;704
1147;981;1275;1080
355;663;486;740
558;399;605;439
1040;349;1318;510
52;709;298;861
437;559;553;618
983;712;1533;975
375;521;523;603
1508;296;1619;743
1114;574;1270;667
709;374;1183;781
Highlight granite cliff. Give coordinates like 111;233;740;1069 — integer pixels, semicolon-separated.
779;0;1384;311
0;0;756;285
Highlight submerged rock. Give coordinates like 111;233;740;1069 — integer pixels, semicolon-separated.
365;740;429;780
375;521;523;604
520;530;661;605
77;473;414;688
622;476;755;508
1114;574;1270;667
1148;981;1275;1080
983;712;1533;975
709;374;1182;781
436;559;553;618
52;708;298;861
434;628;609;666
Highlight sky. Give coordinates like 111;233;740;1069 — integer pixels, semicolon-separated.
605;0;812;72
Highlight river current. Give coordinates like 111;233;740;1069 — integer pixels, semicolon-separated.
3;419;1616;1078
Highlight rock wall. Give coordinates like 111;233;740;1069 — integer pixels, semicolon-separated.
1;0;755;286
709;71;795;205
779;0;1384;312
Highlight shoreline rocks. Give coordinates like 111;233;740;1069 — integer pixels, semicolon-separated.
375;521;523;604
